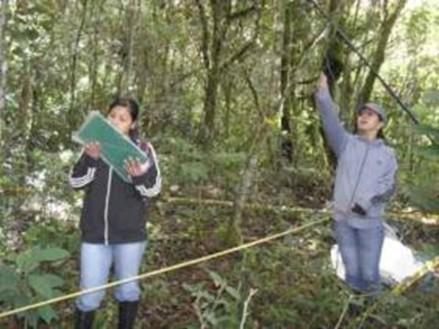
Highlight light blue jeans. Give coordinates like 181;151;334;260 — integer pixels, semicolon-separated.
333;221;384;293
76;241;147;312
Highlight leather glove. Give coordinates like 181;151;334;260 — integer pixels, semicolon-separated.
351;203;366;216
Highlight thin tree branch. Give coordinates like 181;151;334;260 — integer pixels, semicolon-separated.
228;5;256;21
0;0;8;145
194;0;210;70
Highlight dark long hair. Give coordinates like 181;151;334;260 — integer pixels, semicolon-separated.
107;96;140;140
377;128;385;140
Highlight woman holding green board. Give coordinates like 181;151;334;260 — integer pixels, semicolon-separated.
69;97;161;329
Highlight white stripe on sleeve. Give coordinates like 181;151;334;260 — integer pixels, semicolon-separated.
69;167;96;188
134;143;161;197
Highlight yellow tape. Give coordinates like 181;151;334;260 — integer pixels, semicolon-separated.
0;217;329;319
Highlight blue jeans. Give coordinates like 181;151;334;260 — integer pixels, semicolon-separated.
76;241;147;312
333;221;384;293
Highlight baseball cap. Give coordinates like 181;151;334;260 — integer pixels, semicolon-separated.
359;102;386;122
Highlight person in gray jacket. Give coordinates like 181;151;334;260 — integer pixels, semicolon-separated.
314;73;398;294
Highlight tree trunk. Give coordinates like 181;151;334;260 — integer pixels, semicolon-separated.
280;0;293;162
25;71;39;167
119;0;138;95
68;0;88;134
18;66;32;138
0;0;8;146
227;122;268;246
223;76;233;138
358;0;407;104
196;0;231;145
88;0;104;111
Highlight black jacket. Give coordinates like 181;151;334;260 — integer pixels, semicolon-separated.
69;141;161;244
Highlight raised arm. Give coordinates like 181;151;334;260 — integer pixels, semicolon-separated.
314;73;349;157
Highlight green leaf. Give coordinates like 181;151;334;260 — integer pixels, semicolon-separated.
24;311;39;329
416;144;439;160
422;90;439;106
28;274;64;298
205;310;219;325
212;152;246;168
16;246;68;273
414;124;439;143
179;162;208;184
44;274;64;287
225;286;240;300
0;265;19;292
38;305;57;324
418;243;439;259
408;185;439;213
33;247;70;262
0;289;20;303
182;282;206;296
207;270;226;288
16;250;40;274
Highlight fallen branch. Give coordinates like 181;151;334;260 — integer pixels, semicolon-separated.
239;288;258;329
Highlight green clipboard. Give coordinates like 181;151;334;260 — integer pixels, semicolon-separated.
72;111;148;183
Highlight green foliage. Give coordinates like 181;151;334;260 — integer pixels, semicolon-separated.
407;124;439;213
0;246;69;327
240;238;348;329
159;136;209;186
183;270;242;329
366;291;439;329
1;0;438;327
418;243;439;260
24;217;79;252
160;136;246;190
210;151;247;192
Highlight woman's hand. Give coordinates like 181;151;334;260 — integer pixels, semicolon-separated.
84;142;101;160
351;203;367;216
317;72;328;91
125;158;150;177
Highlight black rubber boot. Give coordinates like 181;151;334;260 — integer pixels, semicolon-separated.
118;301;139;329
74;308;95;329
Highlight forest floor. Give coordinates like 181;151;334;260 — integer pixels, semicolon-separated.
2;186;438;329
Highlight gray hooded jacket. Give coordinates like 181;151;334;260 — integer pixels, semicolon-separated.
315;88;398;229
